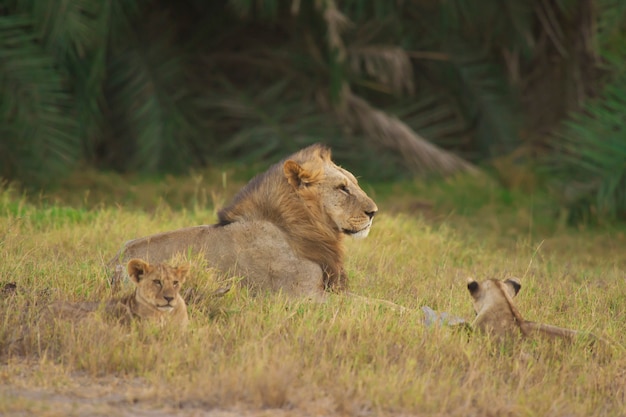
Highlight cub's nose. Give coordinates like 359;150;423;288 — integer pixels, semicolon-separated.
164;296;174;303
365;209;377;219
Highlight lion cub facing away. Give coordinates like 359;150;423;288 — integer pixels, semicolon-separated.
47;259;189;328
466;277;600;345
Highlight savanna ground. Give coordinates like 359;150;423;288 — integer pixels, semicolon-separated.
1;169;625;417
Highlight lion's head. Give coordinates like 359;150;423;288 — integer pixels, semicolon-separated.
127;258;189;323
282;146;378;239
218;144;378;290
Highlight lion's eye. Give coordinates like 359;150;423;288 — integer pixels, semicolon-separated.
338;184;350;195
173;281;179;287
153;279;162;287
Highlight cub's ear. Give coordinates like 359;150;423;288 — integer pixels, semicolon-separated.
284;160;313;188
504;278;521;296
127;259;150;284
466;277;479;294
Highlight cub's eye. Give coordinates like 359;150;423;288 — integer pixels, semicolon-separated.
173;281;179;287
338;184;350;195
153;279;162;287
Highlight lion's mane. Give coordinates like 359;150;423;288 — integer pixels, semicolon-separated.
218;144;345;289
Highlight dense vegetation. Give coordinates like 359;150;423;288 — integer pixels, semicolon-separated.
1;0;625;220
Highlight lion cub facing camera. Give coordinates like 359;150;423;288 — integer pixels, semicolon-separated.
47;259;189;329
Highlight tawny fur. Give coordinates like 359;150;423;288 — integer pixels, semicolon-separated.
108;144;378;298
48;259;189;328
467;277;599;344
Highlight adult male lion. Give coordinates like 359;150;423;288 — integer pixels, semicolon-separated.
108;144;378;298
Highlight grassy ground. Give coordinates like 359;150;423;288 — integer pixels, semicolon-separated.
1;170;625;416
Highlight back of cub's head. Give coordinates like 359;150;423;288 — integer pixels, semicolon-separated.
466;277;521;314
127;259;189;311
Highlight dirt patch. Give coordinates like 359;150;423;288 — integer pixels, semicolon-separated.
0;370;302;417
0;384;308;417
0;360;374;417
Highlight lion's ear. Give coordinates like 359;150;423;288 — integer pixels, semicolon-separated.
315;144;331;161
284;160;313;188
176;265;190;283
127;259;150;284
466;277;479;295
504;278;521;297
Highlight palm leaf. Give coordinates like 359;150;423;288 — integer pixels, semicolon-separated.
441;48;521;156
339;87;478;176
347;45;414;96
0;14;79;185
8;0;142;162
547;75;626;220
29;0;110;159
105;12;199;173
199;77;344;161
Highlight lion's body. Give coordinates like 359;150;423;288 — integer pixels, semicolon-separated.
49;259;189;328
466;277;597;344
108;144;378;298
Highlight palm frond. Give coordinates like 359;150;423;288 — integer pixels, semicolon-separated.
438;0;534;54
392;94;471;151
548;75;626;220
32;0;110;159
348;45;414;96
321;0;352;59
594;0;626;68
0;14;79;185
200;78;343;161
10;0;143;162
28;0;102;62
443;49;521;156
544;0;626;222
105;12;199;173
339;87;478;176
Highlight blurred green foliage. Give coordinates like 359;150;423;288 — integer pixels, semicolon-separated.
0;0;624;221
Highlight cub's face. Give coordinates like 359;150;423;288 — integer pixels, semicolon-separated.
127;259;188;312
283;148;378;238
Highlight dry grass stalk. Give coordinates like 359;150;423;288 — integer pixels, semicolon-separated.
1;176;625;416
467;277;612;356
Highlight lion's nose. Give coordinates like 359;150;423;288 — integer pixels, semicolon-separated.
366;209;377;219
164;296;174;303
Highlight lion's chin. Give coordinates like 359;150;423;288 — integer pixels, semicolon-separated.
344;224;371;239
157;305;175;313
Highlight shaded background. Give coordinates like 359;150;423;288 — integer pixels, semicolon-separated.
1;0;624;221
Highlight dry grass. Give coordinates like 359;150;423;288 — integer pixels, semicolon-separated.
1;174;625;416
